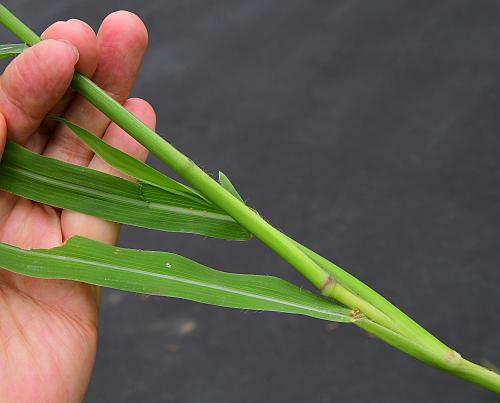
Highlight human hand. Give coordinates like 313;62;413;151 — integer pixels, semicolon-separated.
0;12;155;402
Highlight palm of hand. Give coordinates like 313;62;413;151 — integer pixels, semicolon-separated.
0;198;99;402
0;12;155;402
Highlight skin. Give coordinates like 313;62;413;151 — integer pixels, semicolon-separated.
0;12;156;402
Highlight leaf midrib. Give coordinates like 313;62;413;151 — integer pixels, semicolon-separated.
3;162;237;223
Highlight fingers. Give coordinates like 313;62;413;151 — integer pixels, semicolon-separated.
23;19;99;153
61;98;155;244
92;11;149;104
42;19;98;77
43;11;148;166
40;20;98;128
0;39;79;144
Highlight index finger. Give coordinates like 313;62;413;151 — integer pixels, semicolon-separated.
0;39;79;144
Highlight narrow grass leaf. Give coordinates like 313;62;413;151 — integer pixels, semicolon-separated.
53;117;207;204
0;43;25;59
0;237;351;322
0;141;251;240
219;171;244;202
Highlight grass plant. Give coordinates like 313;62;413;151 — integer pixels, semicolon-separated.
0;3;498;394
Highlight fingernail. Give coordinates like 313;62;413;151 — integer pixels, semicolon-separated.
57;39;79;65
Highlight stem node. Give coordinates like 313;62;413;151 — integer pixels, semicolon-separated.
350;308;363;321
320;275;336;295
446;350;462;367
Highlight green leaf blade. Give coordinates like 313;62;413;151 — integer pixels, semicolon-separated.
219;171;244;202
0;43;26;59
0;237;351;323
0;141;251;240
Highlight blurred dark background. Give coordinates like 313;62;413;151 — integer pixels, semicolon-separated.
3;0;500;401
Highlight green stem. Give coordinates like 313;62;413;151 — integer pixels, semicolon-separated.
455;360;500;394
291;239;451;355
0;4;38;45
356;318;500;394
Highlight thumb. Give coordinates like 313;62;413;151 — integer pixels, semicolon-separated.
0;39;79;145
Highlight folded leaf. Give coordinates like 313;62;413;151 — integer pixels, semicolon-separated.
53;117;208;204
0;43;25;59
0;141;251;240
0;237;351;323
219;171;244;202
